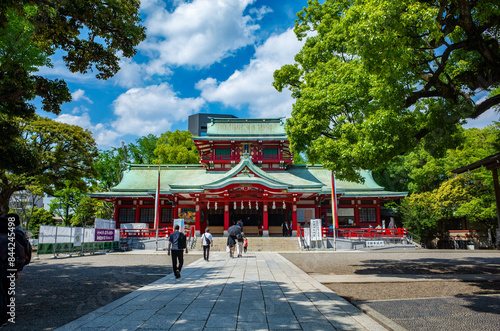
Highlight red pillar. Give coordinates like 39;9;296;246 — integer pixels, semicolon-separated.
113;204;119;222
135;205;140;223
195;203;201;236
292;203;297;236
263;201;269;237
224;201;229;235
376;204;381;226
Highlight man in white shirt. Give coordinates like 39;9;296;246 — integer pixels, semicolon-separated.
201;228;213;261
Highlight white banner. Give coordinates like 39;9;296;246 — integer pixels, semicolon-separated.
95;218;116;229
84;228;95;243
73;227;83;246
310;219;322;241
304;228;311;247
114;229;121;242
39;225;57;244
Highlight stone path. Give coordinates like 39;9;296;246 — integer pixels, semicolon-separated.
56;252;388;330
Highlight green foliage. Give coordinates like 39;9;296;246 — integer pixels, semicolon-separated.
0;116;97;215
94;148;127;191
29;207;56;236
49;180;84;226
72;196;97;227
128;134;158;164
154;130;199;164
274;0;500;180
0;0;146;169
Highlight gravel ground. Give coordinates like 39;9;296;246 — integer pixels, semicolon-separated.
280;250;500;301
6;252;201;330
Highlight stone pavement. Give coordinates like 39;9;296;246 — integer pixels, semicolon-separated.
56;252;388;331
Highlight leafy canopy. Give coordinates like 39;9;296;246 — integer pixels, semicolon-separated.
154;130;199;164
274;0;500;181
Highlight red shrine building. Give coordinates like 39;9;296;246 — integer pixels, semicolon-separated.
92;118;406;236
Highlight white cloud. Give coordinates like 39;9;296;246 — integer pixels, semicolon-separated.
55;112;120;147
71;89;93;103
196;28;303;118
112;83;206;136
140;0;267;68
111;57;172;89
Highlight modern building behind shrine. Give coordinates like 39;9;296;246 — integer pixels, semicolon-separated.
92;118;407;236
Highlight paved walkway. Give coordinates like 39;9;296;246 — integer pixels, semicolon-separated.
56;252;388;331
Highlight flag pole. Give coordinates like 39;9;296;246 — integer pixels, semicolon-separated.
331;171;338;251
154;157;161;251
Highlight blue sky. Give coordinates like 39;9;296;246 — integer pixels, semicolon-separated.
37;0;496;150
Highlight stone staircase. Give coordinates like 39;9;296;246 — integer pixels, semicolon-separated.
191;236;300;252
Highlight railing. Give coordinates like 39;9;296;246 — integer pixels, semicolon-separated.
322;227;407;238
120;227;194;238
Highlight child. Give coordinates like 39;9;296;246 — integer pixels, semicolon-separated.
243;236;248;253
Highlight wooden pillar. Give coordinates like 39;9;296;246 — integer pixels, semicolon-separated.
492;168;500;248
263;201;269;237
113;204;119;223
195;203;201;236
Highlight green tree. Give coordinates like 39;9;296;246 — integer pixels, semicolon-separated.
94;148;127;191
29;207;56;237
72;196;97;227
49;181;84;226
129;134;158;164
0;116;98;216
154;130;199;164
0;1;146;169
273;0;500;181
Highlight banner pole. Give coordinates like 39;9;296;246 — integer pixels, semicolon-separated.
331;171;338;251
154;157;161;251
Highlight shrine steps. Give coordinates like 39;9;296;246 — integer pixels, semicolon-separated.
192;236;300;252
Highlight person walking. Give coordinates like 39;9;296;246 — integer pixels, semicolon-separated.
167;225;188;278
282;221;288;237
236;232;244;257
201;228;213;261
243;236;248;254
227;222;241;258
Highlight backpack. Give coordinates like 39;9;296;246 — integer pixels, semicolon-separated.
203;234;211;246
0;232;28;272
177;232;186;249
15;229;32;266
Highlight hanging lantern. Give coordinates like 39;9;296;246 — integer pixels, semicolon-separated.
256;201;259;210
215;202;217;210
207;202;210;209
241;201;244;209
234;201;236;209
283;201;286;209
249;201;251;209
272;201;276;209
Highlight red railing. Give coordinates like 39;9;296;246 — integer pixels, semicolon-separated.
297;226;407;238
120;227;194;238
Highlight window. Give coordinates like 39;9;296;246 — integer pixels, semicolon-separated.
339;200;353;205
215;148;231;159
338;208;355;227
161;208;172;223
120;200;133;205
139;207;154;223
118;208;135;222
263;148;278;159
361;200;375;205
142;200;154;205
359;207;377;223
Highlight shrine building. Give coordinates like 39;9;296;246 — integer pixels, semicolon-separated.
92;118;406;236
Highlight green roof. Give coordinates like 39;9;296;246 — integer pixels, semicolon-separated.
206;118;287;137
92;158;406;199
